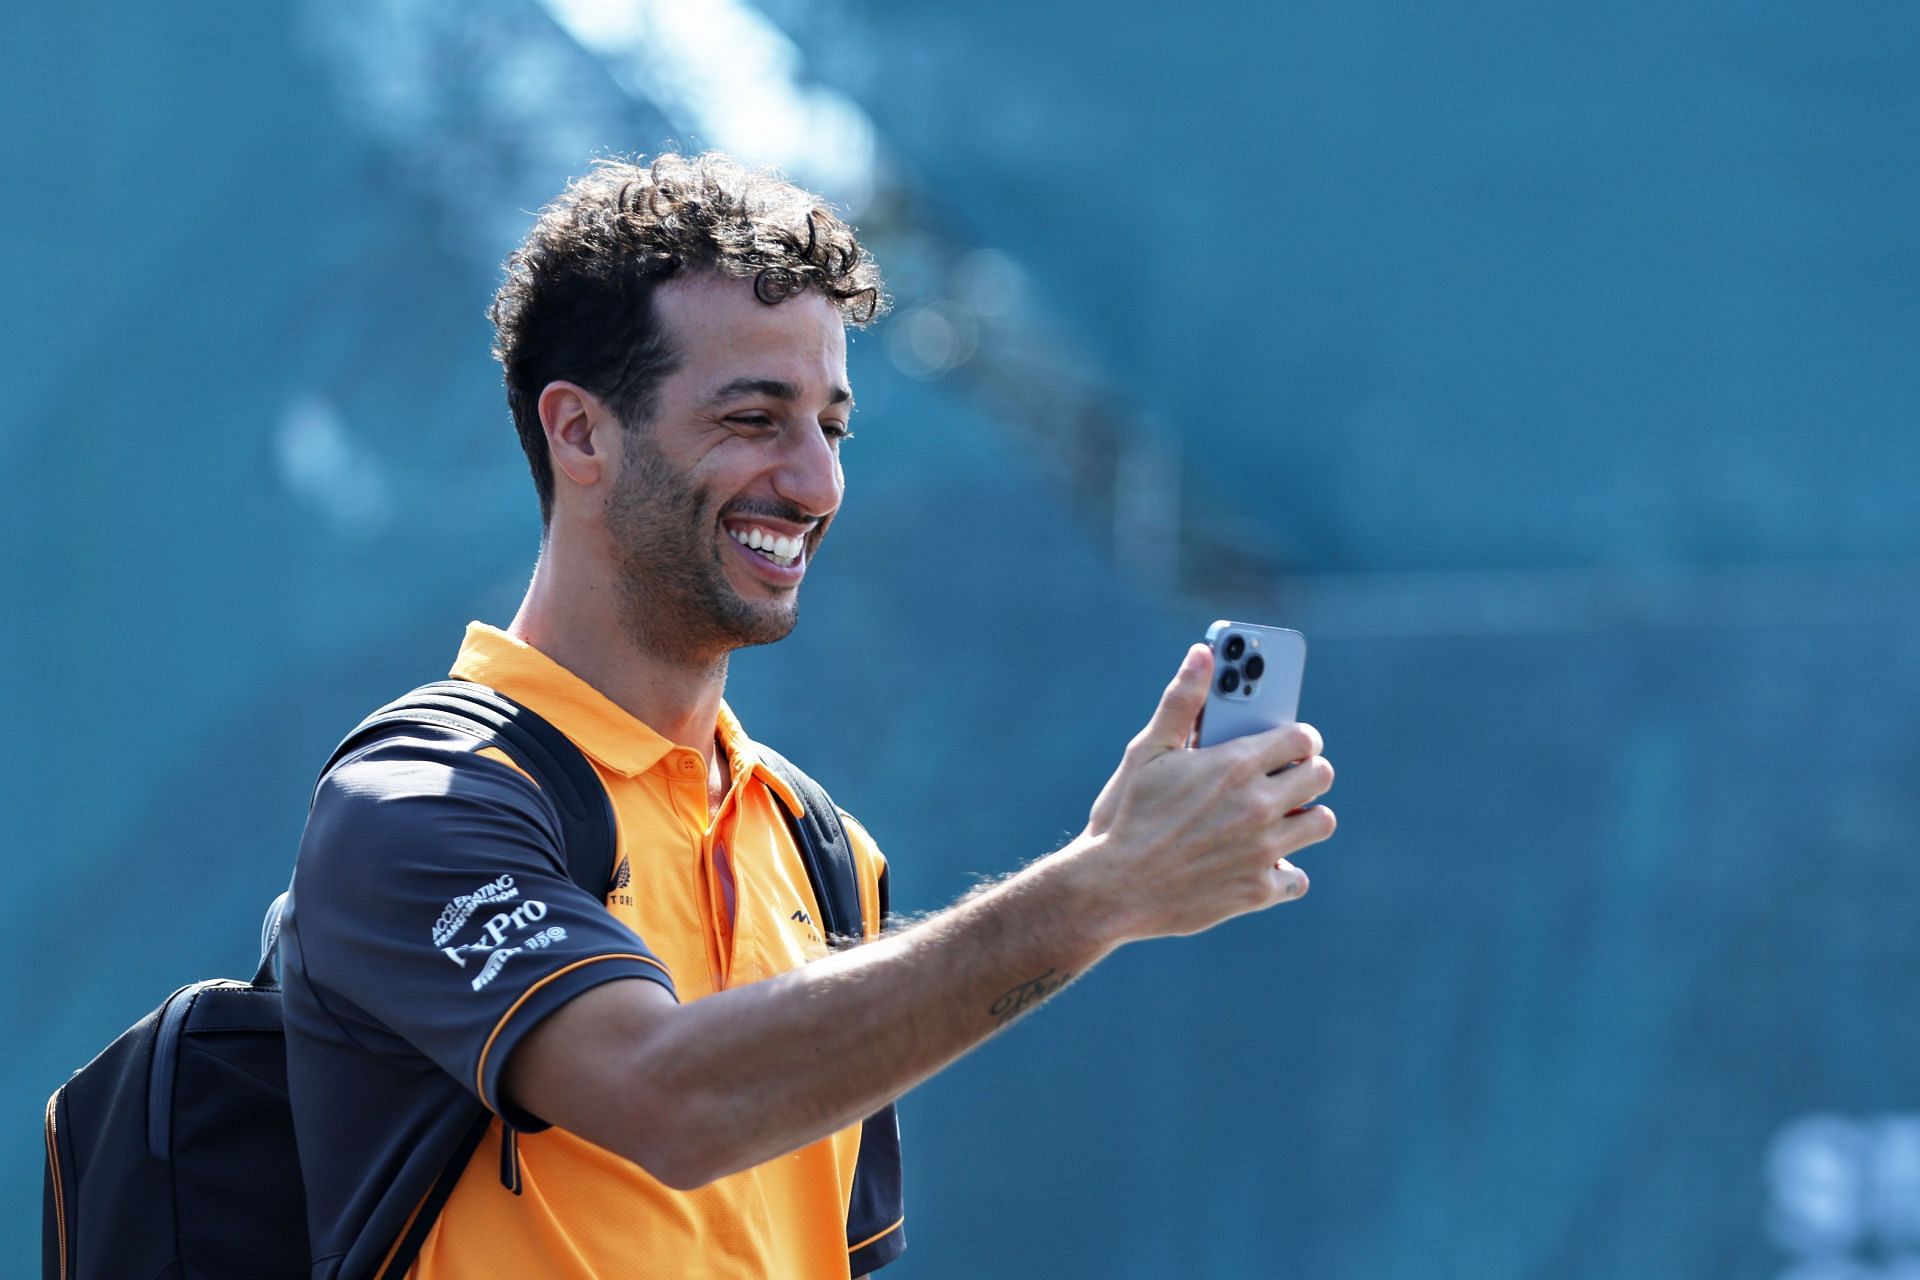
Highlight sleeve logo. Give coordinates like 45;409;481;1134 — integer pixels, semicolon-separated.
431;874;519;946
439;899;551;965
434;877;579;991
468;925;569;993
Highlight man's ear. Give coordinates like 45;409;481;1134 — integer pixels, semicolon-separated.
539;381;621;494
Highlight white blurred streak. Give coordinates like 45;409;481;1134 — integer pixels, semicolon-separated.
538;0;877;211
1767;1113;1920;1276
296;0;647;259
887;301;978;381
274;395;393;538
950;249;1029;320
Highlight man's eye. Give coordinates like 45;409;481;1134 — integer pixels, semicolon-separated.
822;422;854;442
729;413;775;430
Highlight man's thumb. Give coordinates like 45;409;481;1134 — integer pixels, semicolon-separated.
1138;644;1212;751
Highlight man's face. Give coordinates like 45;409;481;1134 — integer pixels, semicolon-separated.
604;273;852;662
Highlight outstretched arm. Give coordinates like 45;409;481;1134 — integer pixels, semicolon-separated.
504;643;1337;1189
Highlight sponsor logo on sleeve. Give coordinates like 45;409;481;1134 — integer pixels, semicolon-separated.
433;888;577;992
439;899;550;965
469;926;569;993
433;875;589;992
432;874;519;946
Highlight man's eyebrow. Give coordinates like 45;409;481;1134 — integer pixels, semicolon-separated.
704;377;856;413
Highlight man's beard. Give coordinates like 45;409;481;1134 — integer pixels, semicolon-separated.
604;427;802;664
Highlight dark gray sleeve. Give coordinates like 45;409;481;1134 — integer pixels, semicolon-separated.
291;728;675;1129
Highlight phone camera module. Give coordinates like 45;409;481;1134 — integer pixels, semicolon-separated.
1223;634;1246;661
1244;654;1265;681
1219;668;1241;694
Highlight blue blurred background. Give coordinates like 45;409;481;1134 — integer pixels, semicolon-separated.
8;2;1920;1276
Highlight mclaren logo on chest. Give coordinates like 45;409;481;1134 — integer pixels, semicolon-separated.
790;907;824;947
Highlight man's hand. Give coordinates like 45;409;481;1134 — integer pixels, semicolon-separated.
505;644;1335;1188
1067;643;1336;944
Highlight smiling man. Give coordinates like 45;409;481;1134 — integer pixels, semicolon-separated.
281;153;1337;1280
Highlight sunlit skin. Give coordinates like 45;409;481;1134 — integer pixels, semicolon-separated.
498;269;1336;1200
508;273;852;768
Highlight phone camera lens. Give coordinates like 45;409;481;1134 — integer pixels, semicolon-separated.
1244;654;1265;681
1224;634;1246;661
1219;669;1241;694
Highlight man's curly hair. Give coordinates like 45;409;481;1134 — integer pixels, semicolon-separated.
488;153;889;524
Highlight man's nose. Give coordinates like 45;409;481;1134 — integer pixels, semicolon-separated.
774;424;844;518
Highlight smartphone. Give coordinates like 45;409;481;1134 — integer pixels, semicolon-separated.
1194;621;1307;748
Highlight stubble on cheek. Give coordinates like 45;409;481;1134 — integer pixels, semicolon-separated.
604;432;801;658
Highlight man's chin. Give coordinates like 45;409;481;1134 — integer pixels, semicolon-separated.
711;596;800;651
734;609;799;649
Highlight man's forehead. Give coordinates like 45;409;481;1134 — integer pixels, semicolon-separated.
655;274;849;389
657;273;845;338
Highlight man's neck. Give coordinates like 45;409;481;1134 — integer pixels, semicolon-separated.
507;545;729;765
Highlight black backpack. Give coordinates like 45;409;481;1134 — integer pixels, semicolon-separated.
43;680;867;1280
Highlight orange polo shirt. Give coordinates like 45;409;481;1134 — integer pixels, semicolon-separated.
285;622;904;1279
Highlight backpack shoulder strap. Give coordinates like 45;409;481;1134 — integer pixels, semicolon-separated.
318;679;618;898
754;746;867;947
312;680;619;1275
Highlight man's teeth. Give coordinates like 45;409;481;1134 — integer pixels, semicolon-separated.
728;526;803;568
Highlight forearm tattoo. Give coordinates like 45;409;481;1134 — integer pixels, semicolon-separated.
989;968;1074;1025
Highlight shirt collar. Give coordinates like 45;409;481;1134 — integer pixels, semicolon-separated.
718;700;804;819
449;622;803;815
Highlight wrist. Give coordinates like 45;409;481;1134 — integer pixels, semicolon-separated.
1023;833;1138;960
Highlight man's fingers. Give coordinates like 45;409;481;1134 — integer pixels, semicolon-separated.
1236;720;1324;775
1282;803;1338;847
1270;858;1310;902
1135;644;1213;753
1267;755;1335;810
